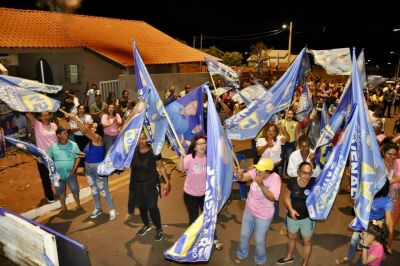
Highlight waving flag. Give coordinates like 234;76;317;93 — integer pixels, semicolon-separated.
307;49;386;231
0;81;60;112
164;84;234;262
5;136;60;187
205;57;240;88
97;101;147;175
310;48;352;75
224;48;306;140
133;43;169;155
165;84;205;155
306;106;358;221
233;88;252;106
349;49;386;231
315;103;331;168
231;84;266;105
0;75;62;94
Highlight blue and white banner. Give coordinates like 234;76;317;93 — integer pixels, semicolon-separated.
5;136;60;187
0;82;60;112
97;101;146;176
231;84;266;105
164;84;234;262
0;75;62;94
205;57;240;89
310;48;352;75
224;48;306;140
306;106;358;221
165;84;205;155
133;43;168;155
349;49;386;231
307;49;387;231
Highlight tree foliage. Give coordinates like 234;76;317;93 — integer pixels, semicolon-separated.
203;46;225;59
203;46;243;66
222;52;243;66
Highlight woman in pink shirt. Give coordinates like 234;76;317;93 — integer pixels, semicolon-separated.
177;135;223;250
234;158;281;266
25;112;57;202
101;104;122;152
359;222;389;266
177;135;207;225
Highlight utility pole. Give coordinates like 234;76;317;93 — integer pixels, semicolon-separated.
287;21;293;67
200;34;203;50
193;36;196;48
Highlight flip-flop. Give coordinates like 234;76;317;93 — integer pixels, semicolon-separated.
213;239;223;250
335;257;349;264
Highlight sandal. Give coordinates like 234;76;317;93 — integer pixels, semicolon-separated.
335;257;349;264
234;257;243;264
213;239;223;250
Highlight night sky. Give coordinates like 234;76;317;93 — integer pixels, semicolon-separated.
1;0;400;73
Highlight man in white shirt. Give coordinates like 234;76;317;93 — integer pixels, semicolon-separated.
287;135;321;178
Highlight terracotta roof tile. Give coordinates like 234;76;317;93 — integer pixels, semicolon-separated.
0;8;218;66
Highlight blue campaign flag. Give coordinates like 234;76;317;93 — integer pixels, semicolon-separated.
0;75;62;94
133;43;168;155
295;53;313;122
0;80;60;112
231;84;266;105
164;84;234;262
306;106;358;221
310;48;352;75
234;88;252;106
315;103;332;168
349;49;386;231
5;136;60;186
97;101;147;176
165;84;205;155
205;57;240;88
224;48;306;140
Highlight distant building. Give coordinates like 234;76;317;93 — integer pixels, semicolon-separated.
0;8;217;99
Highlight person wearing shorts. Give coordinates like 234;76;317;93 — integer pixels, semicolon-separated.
277;162;316;266
48;126;81;212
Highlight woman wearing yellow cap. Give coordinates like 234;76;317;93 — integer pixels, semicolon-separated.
234;158;281;266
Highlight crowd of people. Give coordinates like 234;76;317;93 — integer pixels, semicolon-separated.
2;75;400;265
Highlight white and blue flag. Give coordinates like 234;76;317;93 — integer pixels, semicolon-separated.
164;84;234;262
224;48;306;140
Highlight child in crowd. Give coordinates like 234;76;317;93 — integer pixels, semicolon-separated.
359;221;389;266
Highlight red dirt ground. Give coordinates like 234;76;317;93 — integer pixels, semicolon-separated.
0;150;88;214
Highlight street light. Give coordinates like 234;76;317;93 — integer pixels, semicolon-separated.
282;22;293;67
390;51;400;80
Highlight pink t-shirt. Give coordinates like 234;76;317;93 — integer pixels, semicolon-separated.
183;155;207;196
101;113;122;136
367;243;384;266
34;120;57;153
245;169;281;220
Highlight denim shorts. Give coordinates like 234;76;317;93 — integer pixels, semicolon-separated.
287;216;316;237
55;174;80;195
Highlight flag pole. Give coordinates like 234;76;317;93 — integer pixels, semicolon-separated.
162;105;186;155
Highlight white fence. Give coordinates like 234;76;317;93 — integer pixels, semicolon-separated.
99;79;121;103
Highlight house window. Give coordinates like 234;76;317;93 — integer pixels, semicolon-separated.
64;64;81;84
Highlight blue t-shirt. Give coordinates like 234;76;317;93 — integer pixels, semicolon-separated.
369;196;393;220
48;140;80;180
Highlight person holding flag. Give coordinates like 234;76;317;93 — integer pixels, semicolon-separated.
61;109;117;221
176;135;223;250
234;158;281;266
131;131;171;241
25;112;57;203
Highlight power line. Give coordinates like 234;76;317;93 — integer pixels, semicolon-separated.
206;28;283;39
205;29;285;41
